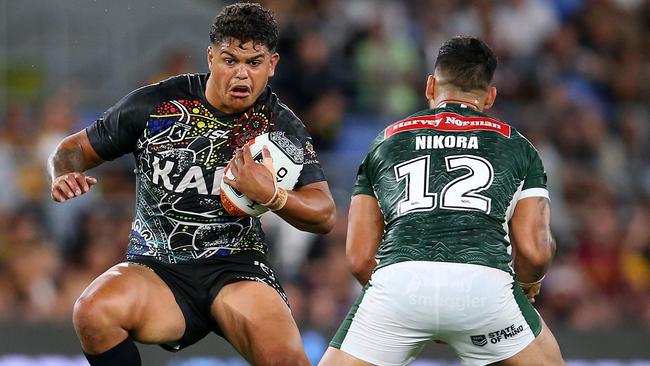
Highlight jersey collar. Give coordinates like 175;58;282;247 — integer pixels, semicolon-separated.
436;100;480;111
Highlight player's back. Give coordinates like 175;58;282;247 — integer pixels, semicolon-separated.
355;103;547;273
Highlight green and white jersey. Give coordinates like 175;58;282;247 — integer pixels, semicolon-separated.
354;103;548;273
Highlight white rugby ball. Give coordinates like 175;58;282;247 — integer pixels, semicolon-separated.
220;131;304;217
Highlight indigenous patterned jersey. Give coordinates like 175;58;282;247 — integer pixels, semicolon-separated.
353;103;548;273
87;73;325;263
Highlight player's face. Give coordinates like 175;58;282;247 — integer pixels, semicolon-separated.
207;39;279;114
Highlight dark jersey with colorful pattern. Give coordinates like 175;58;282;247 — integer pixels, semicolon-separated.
87;73;325;263
354;104;548;273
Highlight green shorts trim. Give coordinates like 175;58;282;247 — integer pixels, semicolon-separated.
329;284;369;349
512;280;542;337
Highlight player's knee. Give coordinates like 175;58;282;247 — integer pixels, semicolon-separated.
72;293;115;335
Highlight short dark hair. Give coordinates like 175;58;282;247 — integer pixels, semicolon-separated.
209;2;279;52
434;36;497;92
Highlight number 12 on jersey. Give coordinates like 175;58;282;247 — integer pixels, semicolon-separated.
394;154;494;216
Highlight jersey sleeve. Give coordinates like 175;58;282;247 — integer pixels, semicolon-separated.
85;85;153;161
519;141;549;200
352;155;375;197
274;108;326;188
352;133;384;197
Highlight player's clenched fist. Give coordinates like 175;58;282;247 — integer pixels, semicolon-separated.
51;172;98;202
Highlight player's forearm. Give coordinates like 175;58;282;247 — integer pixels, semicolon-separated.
275;188;336;233
511;197;556;283
49;141;85;180
514;255;549;284
514;229;555;284
346;194;383;285
350;258;376;285
48;132;102;180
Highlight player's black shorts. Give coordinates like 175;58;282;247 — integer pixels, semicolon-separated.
127;250;288;352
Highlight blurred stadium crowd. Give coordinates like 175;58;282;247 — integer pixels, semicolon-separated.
0;0;649;340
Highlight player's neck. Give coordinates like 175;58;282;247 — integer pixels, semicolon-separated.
435;100;480;111
431;93;484;111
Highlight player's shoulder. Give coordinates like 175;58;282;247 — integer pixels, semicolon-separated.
466;109;532;145
147;73;204;98
135;74;182;94
488;120;541;162
118;74;207;110
263;86;305;129
505;124;537;150
359;113;421;157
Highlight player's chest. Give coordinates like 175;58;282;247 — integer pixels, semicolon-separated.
136;99;276;167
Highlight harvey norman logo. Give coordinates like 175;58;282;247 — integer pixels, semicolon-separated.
384;113;511;139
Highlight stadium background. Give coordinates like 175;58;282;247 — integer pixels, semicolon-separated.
0;0;649;364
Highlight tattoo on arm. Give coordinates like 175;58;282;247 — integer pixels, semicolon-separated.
48;144;85;181
536;197;553;251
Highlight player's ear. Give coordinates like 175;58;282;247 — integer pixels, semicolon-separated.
268;53;280;77
425;75;435;101
207;46;214;68
483;87;497;110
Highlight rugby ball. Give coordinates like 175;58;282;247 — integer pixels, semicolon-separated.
220;131;304;217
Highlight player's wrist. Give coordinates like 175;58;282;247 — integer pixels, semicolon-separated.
518;275;545;289
255;186;275;205
262;187;288;211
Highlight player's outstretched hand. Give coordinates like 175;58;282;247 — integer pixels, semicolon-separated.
51;172;98;202
222;144;276;204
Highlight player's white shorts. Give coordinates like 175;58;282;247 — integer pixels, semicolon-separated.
330;261;542;366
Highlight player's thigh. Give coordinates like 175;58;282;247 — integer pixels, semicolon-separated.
319;346;375;366
76;262;185;344
211;280;308;365
492;318;564;366
330;269;431;366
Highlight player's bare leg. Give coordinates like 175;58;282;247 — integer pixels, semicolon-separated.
212;280;311;366
318;347;374;366
73;263;186;354
493;318;564;366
